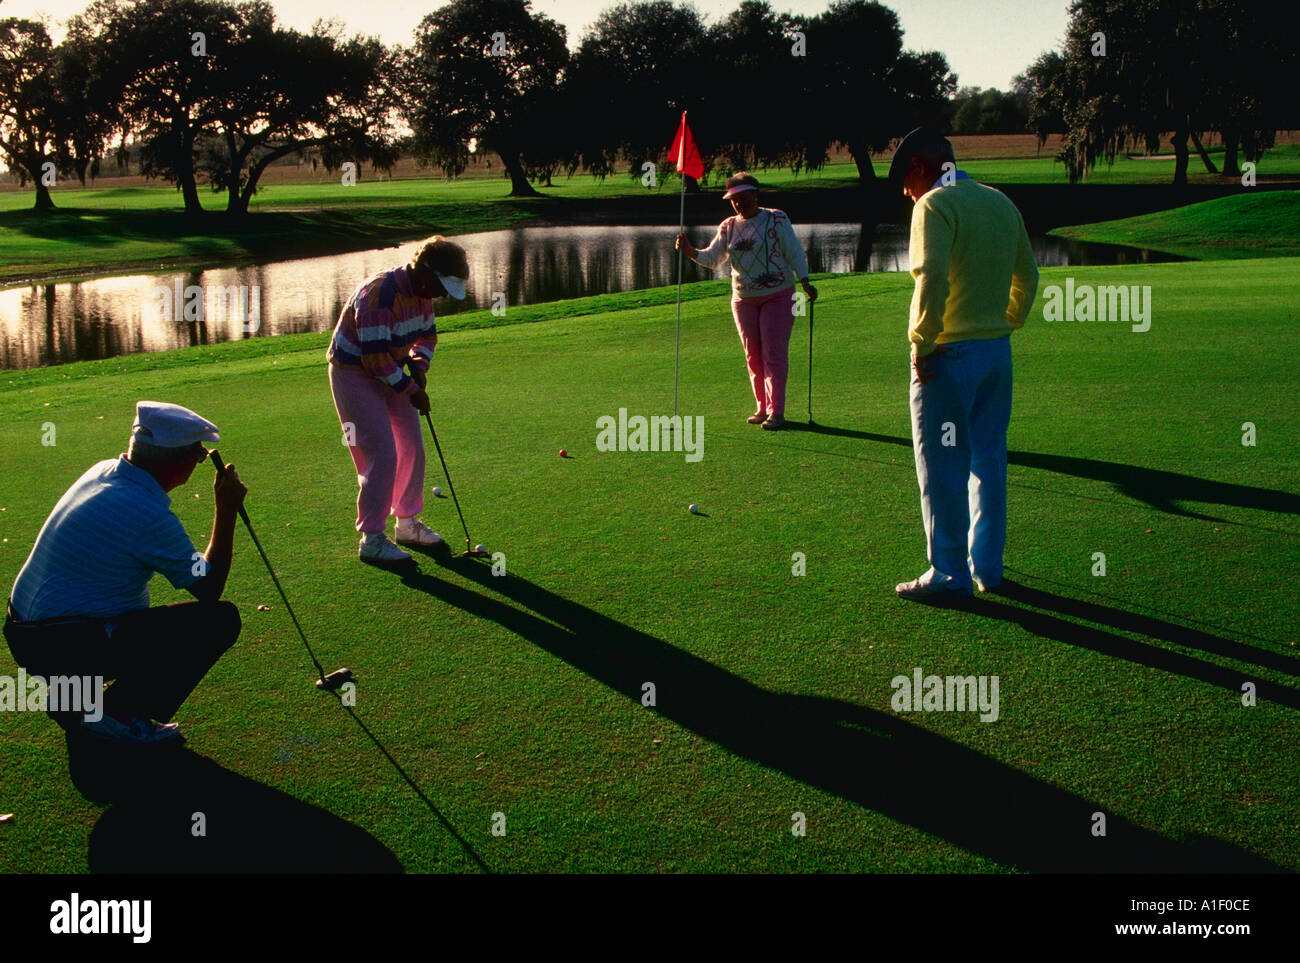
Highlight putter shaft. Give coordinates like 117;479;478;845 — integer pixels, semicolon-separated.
422;412;475;552
808;299;814;423
209;449;333;685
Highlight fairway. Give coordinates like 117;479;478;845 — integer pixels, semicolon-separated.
1;260;1297;873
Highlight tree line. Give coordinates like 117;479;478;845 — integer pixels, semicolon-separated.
1021;0;1299;185
0;0;955;212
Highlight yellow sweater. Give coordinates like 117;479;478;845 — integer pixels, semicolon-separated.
908;178;1039;358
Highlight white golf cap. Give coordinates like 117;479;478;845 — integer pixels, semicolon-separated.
131;401;220;447
437;273;467;300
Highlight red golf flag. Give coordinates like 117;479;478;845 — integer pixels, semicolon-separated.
668;112;705;180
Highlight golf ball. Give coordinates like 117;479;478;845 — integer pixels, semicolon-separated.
474;543;486;554
559;448;567;458
689;503;699;514
432;486;442;497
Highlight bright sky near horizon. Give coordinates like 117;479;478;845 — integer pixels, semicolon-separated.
5;0;1070;90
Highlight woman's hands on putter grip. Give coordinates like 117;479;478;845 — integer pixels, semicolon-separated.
407;359;431;412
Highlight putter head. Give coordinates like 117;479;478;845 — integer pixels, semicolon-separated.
316;668;353;691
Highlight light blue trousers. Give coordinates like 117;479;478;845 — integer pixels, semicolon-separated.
908;336;1013;587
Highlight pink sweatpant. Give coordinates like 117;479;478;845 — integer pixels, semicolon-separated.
732;286;796;418
329;363;425;533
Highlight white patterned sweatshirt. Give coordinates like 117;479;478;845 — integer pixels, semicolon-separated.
688;208;810;300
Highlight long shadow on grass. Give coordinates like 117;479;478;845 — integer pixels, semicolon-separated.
400;557;1283;872
65;730;403;873
991;578;1300;679
785;423;1300;521
935;580;1300;710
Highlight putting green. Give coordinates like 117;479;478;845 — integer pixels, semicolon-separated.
1;259;1297;872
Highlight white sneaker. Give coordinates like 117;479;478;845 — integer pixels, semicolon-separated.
82;714;181;745
394;518;444;547
359;532;412;563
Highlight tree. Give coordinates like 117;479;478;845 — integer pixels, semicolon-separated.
1019;52;1068;144
705;1;802;173
1046;0;1294;186
1194;0;1298;177
52;25;117;188
949;86;1030;135
72;0;246;215
566;1;711;182
798;0;956;184
0;19;70;209
203;12;400;214
404;0;568;197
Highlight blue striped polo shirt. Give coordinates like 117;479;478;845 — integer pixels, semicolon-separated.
9;456;202;622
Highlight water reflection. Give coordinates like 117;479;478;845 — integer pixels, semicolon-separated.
0;223;1183;370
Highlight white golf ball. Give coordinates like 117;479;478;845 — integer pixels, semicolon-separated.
432;486;442;496
689;503;699;514
474;543;486;554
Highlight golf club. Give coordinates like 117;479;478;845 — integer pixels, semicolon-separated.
807;298;816;425
208;449;353;691
421;411;487;557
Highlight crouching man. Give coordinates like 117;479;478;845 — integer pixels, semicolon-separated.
4;401;246;745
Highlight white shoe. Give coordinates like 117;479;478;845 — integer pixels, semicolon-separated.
359;532;412;563
394;518;444;547
895;567;973;599
82;714;181;745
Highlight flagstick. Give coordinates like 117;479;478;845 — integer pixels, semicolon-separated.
673;173;686;423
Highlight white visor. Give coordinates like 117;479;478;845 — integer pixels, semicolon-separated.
438;274;467;300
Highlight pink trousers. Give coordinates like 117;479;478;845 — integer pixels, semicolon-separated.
329;363;424;533
732;286;796;418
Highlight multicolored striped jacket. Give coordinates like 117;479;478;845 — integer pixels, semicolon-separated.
327;266;437;394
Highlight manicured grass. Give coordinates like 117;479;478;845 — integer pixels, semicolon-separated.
1;260;1298;873
1050;191;1300;259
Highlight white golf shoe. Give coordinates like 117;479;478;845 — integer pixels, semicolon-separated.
394;518;444;547
359;532;412;563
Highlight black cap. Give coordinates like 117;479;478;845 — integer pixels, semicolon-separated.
888;127;952;185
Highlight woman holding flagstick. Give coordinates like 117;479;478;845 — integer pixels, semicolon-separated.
676;172;817;430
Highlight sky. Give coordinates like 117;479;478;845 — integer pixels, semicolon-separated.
5;0;1070;91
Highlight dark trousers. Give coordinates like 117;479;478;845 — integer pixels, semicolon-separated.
4;601;241;723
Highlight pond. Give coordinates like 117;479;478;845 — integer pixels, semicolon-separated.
0;223;1185;370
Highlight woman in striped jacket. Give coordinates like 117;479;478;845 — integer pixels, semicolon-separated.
327;236;470;563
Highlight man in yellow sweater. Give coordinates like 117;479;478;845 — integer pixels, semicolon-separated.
889;128;1039;599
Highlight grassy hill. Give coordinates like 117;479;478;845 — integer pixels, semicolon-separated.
1052;191;1300;259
